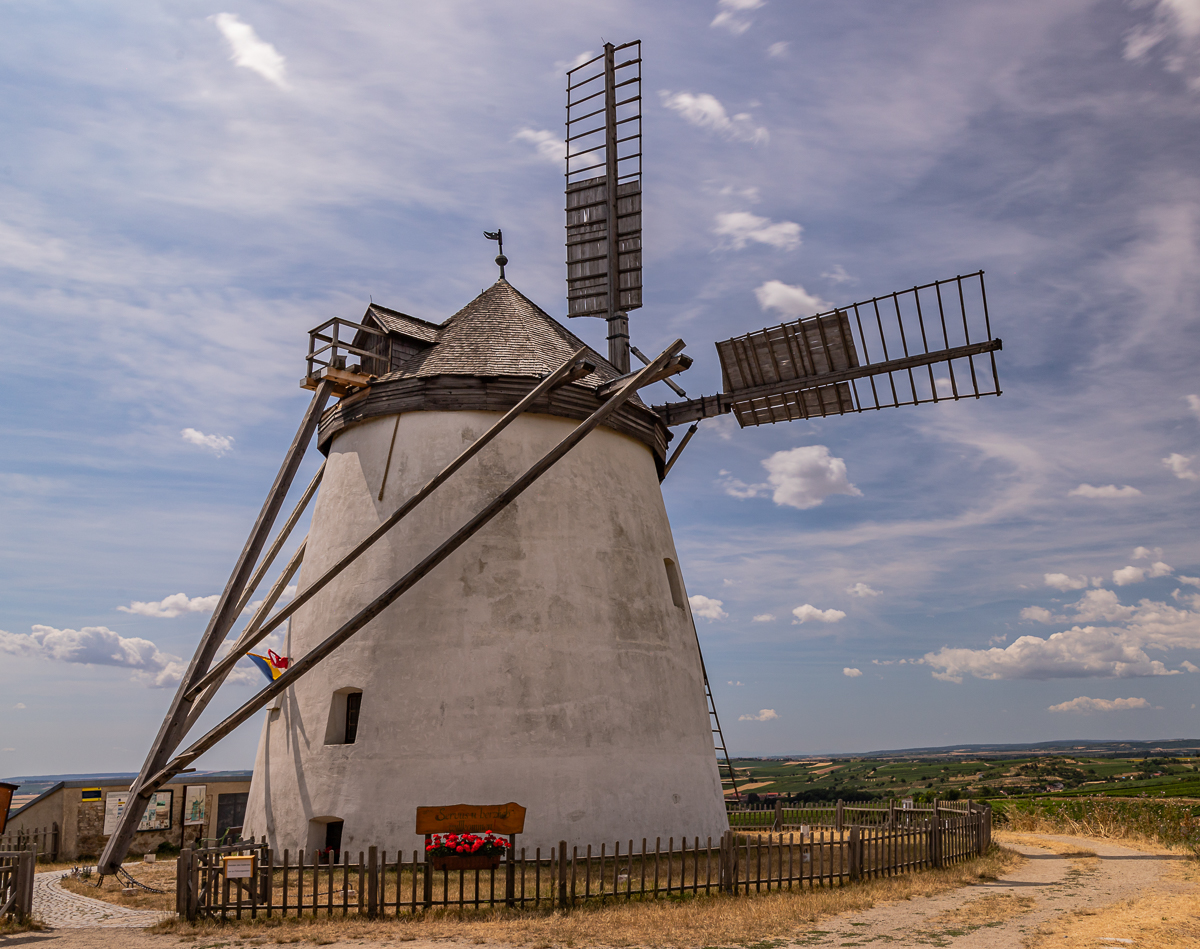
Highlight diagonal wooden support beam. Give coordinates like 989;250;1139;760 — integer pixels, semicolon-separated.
141;339;686;794
183;351;595;703
182;538;307;736
99;379;334;875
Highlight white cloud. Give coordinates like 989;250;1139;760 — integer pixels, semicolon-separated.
925;588;1200;682
767;41;789;58
792;604;847;624
1133;546;1164;560
752;613;776;622
1048;696;1151;713
1148;561;1174;578
689;594;728;621
1183;660;1200;673
1068;484;1143;498
711;0;766;35
727;680;744;686
754;280;831;318
713;212;800;249
1187;394;1200;420
843;667;862;677
1163;453;1200;480
212;13;288;89
763;446;861;509
118;591;220;618
13;703;25;709
821;264;853;284
1113;565;1147;586
1179;575;1200;587
1045;573;1089;591
182;428;234;456
1020;606;1057;624
738;708;778;722
0;624;183;688
513;128;562;164
721;445;861;509
554;50;595;73
846;582;881;598
660;92;769;144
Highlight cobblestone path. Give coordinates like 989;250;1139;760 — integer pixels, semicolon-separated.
32;869;172;929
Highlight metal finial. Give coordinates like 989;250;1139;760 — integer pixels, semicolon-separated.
484;229;507;279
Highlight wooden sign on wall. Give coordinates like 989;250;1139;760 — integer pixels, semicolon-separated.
415;802;526;835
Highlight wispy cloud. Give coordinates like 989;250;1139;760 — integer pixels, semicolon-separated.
754;280;830;318
711;0;766;35
660;92;768;143
767;41;789;58
846;582;881;598
1163;453;1200;480
752;613;776;622
1068;484;1143;499
792;604;846;624
689;594;728;620
212;13;289;89
1123;0;1200;90
738;708;778;722
1048;696;1151;713
118;592;220;618
1045;573;1089;591
1187;394;1200;420
513;128;562;164
182;428;234;456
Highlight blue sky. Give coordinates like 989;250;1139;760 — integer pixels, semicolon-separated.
3;0;1200;774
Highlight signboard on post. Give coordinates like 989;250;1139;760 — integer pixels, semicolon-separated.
415;802;526;835
0;782;16;835
183;786;207;826
105;790;173;834
223;854;255;879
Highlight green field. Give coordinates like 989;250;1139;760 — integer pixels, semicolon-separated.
724;752;1200;803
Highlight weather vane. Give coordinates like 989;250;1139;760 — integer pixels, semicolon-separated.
484;229;506;279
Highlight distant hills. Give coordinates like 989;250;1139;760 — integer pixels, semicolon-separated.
764;738;1200;760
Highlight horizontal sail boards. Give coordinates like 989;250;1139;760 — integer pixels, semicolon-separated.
655;272;1002;428
717;311;858;426
565;41;642;319
566;176;642;317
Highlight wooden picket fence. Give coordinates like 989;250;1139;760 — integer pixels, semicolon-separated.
0;824;59;863
0;851;36;921
179;804;992;920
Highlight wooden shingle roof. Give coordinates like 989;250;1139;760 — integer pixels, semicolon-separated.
380;279;619;390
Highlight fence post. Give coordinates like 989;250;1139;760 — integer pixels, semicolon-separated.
847;826;860;881
367;846;378;918
773;799;782;831
931;801;943;868
720;830;735;893
835;800;844;832
176;848;192;918
557;842;568;908
51;822;60;862
16;849;34;921
505;836;515;907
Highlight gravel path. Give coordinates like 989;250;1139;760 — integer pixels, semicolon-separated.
792;833;1183;947
28;869;171;929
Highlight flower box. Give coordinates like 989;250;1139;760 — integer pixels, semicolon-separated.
430;852;503;871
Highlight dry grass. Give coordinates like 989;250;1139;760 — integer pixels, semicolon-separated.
0;916;47;934
58;859;178;912
1029;857;1200;948
149;847;1022;947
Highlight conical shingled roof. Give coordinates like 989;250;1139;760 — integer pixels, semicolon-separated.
381;279;622;390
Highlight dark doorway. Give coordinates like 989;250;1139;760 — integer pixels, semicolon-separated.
324;820;344;863
216;792;248;842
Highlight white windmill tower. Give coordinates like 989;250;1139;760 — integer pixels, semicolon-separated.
99;41;1002;873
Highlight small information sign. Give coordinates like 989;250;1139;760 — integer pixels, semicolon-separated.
223;854;256;879
902;797;914;810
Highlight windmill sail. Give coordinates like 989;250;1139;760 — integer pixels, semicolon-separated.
565;41;642;371
655;272;1002;427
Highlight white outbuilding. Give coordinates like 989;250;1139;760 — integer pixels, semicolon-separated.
242;278;728;856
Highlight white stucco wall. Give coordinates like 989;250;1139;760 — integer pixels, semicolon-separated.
243;409;727;856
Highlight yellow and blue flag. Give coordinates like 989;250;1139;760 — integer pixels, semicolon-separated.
248;649;290;682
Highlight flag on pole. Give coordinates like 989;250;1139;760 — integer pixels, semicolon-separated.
248;649;290;682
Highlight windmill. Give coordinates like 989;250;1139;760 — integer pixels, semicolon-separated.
98;41;1001;874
